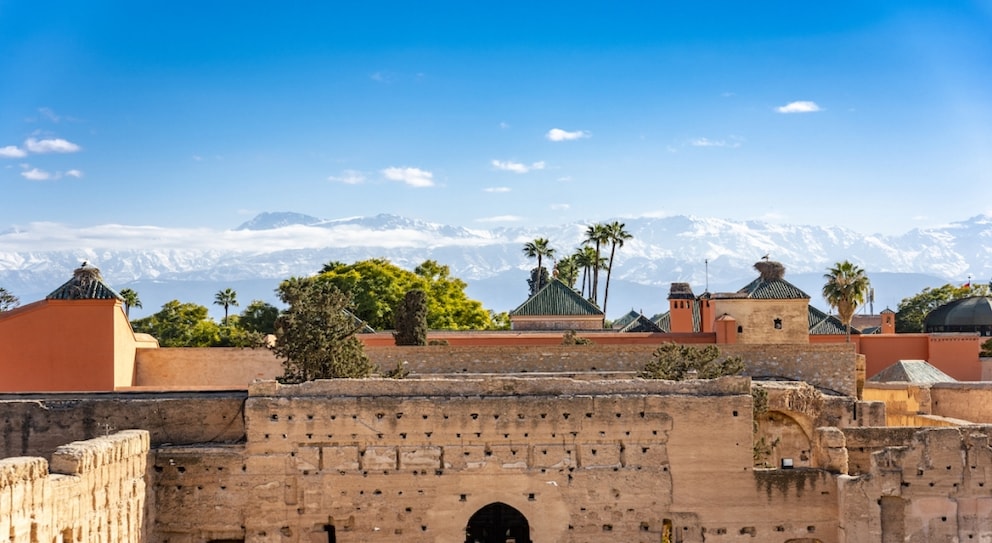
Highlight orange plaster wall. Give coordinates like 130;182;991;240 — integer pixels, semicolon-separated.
0;299;122;392
113;306;139;388
926;335;982;381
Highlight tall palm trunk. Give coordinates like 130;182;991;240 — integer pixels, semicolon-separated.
603;243;617;315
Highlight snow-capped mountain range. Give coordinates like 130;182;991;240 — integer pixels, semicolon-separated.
2;212;990;321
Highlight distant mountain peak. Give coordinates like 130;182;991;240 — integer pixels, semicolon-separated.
235;212;322;231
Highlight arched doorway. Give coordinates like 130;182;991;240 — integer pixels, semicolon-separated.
465;502;531;543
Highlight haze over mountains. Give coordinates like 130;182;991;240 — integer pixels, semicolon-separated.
2;212;990;322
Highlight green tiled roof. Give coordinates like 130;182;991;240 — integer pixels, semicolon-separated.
46;265;122;301
612;309;642;330
510;279;603;317
617;313;663;333
808;305;859;335
737;277;810;300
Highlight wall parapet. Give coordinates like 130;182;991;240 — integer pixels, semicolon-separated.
50;429;150;475
248;375;752;398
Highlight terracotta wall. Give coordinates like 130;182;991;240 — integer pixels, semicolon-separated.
0;299;133;392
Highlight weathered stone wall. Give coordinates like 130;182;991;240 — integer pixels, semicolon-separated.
147;377;844;543
0;392;246;459
0;430;149;543
840;426;992;541
135;343;858;396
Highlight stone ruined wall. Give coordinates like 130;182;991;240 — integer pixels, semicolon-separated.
135;343;857;397
928;383;992;423
148;377;844;543
0;392;246;460
0;430;149;543
840;426;992;542
721;343;858;397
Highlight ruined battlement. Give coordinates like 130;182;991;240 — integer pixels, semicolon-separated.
0;430;149;543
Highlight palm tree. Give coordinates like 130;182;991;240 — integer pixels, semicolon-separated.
522;238;556;293
119;288;142;319
554;253;580;288
822;261;871;342
582;223;610;304
214;288;239;325
601;221;633;316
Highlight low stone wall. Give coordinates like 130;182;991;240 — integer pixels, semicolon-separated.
0;430;149;543
136;343;858;396
0;392;246;459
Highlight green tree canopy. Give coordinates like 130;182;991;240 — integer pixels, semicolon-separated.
895;283;990;333
272;277;375;381
822;261;871;342
214;288;239;325
119;288;141;319
0;287;19;312
131;300;221;347
318;259;492;330
640;343;745;380
237;300;280;335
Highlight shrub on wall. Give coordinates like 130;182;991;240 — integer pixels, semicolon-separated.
639;343;744;380
393;289;428;346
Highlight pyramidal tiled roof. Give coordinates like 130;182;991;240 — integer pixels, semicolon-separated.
616;313;663;333
808;305;859;335
510;279;603;317
612;309;642;330
46;264;122;301
736;277;810;300
868;360;956;384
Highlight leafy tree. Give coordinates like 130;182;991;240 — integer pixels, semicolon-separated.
413;260;491;330
583;223;610;304
522;238;555;293
981;338;992;358
131;300;222;347
238;300;279;335
318;259;491;330
602;220;632;316
214;288;239;325
528;266;551;297
895;283;989;333
0;287;19;311
822;261;871;342
639;343;744;380
488;310;511;330
393;289;428;346
272;277;375;382
554;254;580;289
119;288;141;319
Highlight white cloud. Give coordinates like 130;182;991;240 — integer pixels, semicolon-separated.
0;145;26;158
691;137;741;148
21;167;52;181
557;176;573;182
499;121;510;129
65;169;83;178
775;101;822;114
484;187;511;193
39;107;61;123
0;221;507;253
25;137;81;153
328;170;366;185
491;160;546;174
382;167;435;187
370;71;394;83
550;203;570;210
475;215;523;223
546;128;590;142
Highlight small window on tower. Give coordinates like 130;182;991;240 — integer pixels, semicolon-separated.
774;318;783;330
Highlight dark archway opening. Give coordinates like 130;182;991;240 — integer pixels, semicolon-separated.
465;502;531;543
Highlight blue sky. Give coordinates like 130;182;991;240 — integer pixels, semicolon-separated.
2;1;991;237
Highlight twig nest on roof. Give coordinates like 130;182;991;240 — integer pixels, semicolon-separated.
754;260;785;281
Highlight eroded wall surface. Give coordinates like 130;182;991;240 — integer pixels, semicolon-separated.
0;430;149;543
149;377;843;543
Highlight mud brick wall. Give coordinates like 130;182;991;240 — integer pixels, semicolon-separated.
0;430;149;543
